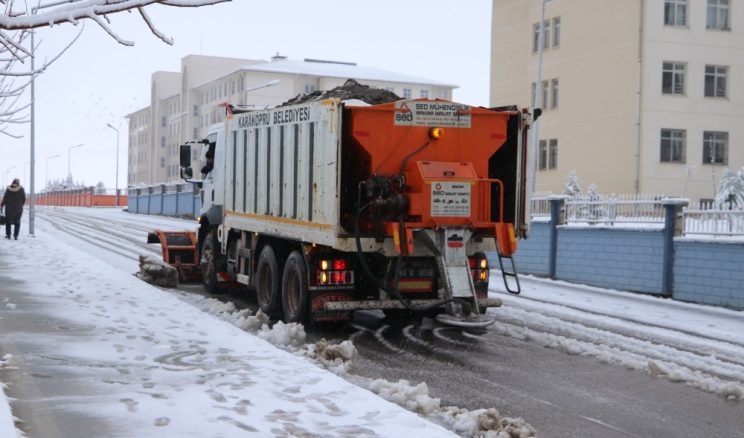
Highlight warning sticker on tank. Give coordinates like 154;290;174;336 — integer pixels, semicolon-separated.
393;101;471;128
431;181;471;217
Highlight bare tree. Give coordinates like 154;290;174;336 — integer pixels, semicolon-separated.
0;0;229;136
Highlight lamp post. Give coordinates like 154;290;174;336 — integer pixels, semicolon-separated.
106;124;120;206
46;154;61;189
67;143;84;186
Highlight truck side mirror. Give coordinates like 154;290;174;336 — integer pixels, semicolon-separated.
180;144;192;167
181;167;193;179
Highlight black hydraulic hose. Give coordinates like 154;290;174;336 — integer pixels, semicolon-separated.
399;140;431;174
354;182;454;312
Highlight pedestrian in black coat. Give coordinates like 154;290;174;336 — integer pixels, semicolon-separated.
1;178;26;240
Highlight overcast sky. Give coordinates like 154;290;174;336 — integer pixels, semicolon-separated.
3;1;492;192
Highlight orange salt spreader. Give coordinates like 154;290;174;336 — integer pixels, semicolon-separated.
339;99;531;327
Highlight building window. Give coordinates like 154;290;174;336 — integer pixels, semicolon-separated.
193;105;199;116
160;136;165;147
551;79;559;108
420;89;429;98
707;0;730;30
160;157;165;168
403;88;412;99
538;139;558;170
664;0;687;26
538;140;547;170
703;131;728;164
548;139;558;169
704;65;727;98
304;84;317;94
532;20;550;52
552;17;561;47
542;80;549;109
531;82;537;107
193;128;198;140
662;62;685;95
161;116;166;127
660;129;686;163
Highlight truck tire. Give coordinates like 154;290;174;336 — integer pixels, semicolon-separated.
256;245;282;318
200;230;225;294
281;251;309;324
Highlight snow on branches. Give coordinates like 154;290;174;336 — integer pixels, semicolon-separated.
716;167;744;210
0;0;228;137
1;0;228;51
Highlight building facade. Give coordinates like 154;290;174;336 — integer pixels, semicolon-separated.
127;55;456;186
490;0;744;203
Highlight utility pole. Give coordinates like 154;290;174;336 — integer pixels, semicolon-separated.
106;124;120;206
528;0;547;203
29;30;36;235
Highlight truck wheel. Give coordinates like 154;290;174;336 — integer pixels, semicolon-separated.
256;245;281;318
200;230;224;294
281;251;309;324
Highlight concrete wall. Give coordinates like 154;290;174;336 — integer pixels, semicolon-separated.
555;228;664;294
513;221;551;275
510;218;744;310
674;240;744;309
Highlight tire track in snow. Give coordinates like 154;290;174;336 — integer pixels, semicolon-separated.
499;297;744;369
39;216;138;261
487;310;744;400
505;292;744;349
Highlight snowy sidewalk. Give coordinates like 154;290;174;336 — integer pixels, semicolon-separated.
0;227;456;437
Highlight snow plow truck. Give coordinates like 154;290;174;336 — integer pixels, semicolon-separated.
151;87;532;328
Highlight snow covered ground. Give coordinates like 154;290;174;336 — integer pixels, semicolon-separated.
1;207;743;437
0;208;532;437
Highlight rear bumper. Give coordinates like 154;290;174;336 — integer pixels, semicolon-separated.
323;297;502;311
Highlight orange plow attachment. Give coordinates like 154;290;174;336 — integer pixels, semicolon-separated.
147;230;201;282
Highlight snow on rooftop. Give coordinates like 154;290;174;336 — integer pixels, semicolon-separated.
244;58;459;88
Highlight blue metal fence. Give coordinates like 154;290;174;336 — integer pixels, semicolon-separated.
127;183;201;217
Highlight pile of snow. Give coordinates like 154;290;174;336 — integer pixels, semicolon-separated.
0;355;22;438
184;295;536;437
137;255;179;288
366;379;535;438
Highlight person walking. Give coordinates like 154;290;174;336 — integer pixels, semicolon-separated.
1;178;27;240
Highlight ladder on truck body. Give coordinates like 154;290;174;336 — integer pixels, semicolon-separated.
496;250;521;294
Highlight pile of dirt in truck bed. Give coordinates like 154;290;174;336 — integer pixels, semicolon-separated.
280;79;400;106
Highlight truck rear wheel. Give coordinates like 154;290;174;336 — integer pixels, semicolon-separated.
256;245;281;318
200;230;224;294
281;251;309;324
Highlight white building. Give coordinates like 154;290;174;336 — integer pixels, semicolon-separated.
490;0;744;204
127;55;456;186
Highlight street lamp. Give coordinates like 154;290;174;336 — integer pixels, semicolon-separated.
67;143;84;185
242;79;280;105
4;166;17;187
106;124;120;206
46;154;61;188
